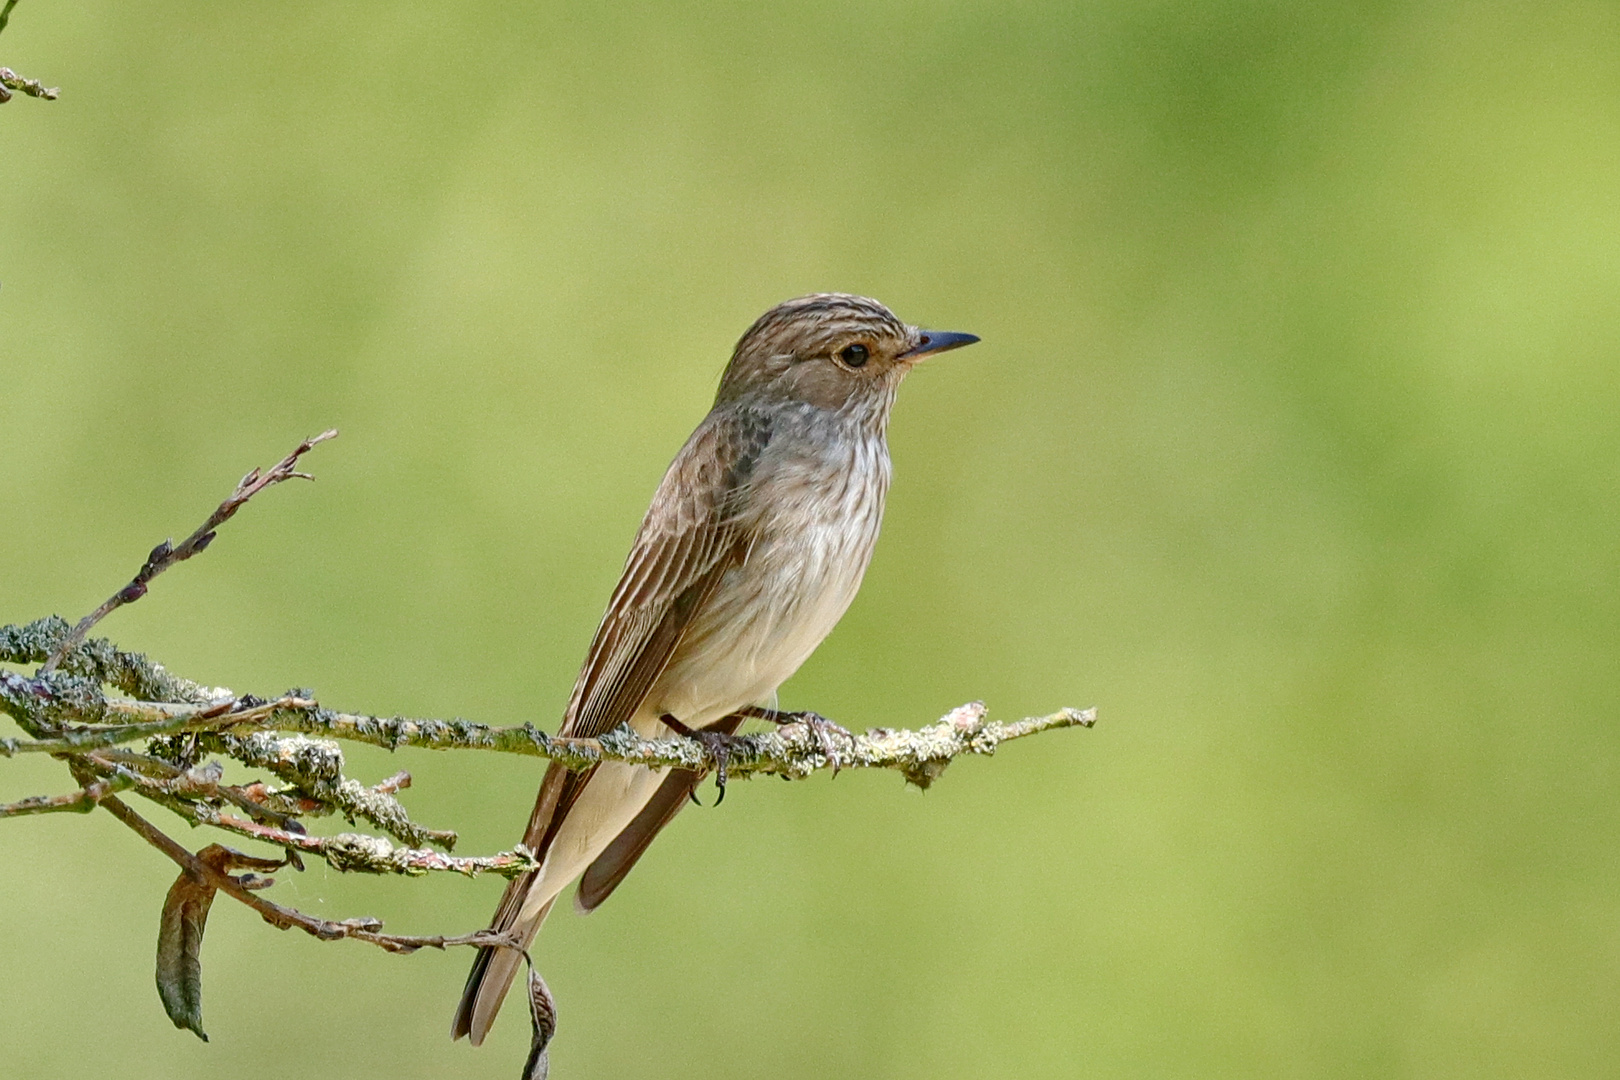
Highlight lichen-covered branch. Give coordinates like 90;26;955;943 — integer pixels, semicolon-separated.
69;691;1094;787
148;792;536;878
179;729;459;849
593;700;1095;788
53;749;510;877
3;649;1093;847
3;651;1094;789
0;616;218;706
0;691;306;755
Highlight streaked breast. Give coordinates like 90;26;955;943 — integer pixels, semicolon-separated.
654;427;891;724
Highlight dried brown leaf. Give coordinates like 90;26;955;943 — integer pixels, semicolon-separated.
524;965;558;1080
156;870;215;1040
154;844;285;1040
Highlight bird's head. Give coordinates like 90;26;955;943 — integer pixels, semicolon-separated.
714;293;978;414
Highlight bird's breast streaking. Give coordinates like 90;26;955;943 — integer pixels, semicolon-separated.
652;405;891;726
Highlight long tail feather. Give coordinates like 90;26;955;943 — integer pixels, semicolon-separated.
452;897;555;1045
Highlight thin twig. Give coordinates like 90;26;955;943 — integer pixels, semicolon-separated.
100;795;520;953
82;750;312;829
373;770;411;795
41;431;337;673
0;774;134;817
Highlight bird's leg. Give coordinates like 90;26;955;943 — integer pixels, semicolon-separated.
659;714;739;806
736;705;857;775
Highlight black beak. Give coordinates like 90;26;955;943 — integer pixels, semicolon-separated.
900;330;980;360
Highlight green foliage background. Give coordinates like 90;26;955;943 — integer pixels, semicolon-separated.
3;2;1617;1077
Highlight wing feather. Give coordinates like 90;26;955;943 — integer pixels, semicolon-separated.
574;711;746;913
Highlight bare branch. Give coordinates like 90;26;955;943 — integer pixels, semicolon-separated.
373;770;412;795
40;430;338;672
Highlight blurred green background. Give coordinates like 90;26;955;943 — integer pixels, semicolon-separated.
3;1;1618;1077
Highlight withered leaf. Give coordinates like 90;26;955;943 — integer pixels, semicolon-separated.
154;844;284;1041
156;869;215;1040
523;964;558;1080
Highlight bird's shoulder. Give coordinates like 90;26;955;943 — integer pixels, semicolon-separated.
636;403;780;538
557;406;777;736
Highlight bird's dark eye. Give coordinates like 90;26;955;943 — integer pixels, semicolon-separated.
838;343;870;368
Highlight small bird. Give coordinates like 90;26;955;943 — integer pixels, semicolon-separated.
452;293;978;1047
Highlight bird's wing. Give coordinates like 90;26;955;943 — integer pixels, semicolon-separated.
453;409;770;1042
529;406;768;844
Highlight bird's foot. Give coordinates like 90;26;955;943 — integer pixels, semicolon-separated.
749;708;857;776
692;730;738;805
661;715;742;806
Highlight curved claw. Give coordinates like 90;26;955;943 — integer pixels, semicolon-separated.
690;730;734;807
662;713;735;806
738;706;859;777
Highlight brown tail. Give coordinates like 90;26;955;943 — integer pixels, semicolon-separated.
454;753;585;1045
452;893;555;1044
452;945;498;1042
453;715;740;1042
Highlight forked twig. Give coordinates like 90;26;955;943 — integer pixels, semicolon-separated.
40;430;337;673
0;773;134;817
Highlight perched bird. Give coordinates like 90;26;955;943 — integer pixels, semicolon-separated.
453;293;978;1047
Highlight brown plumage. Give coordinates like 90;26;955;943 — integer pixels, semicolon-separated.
453;294;978;1049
